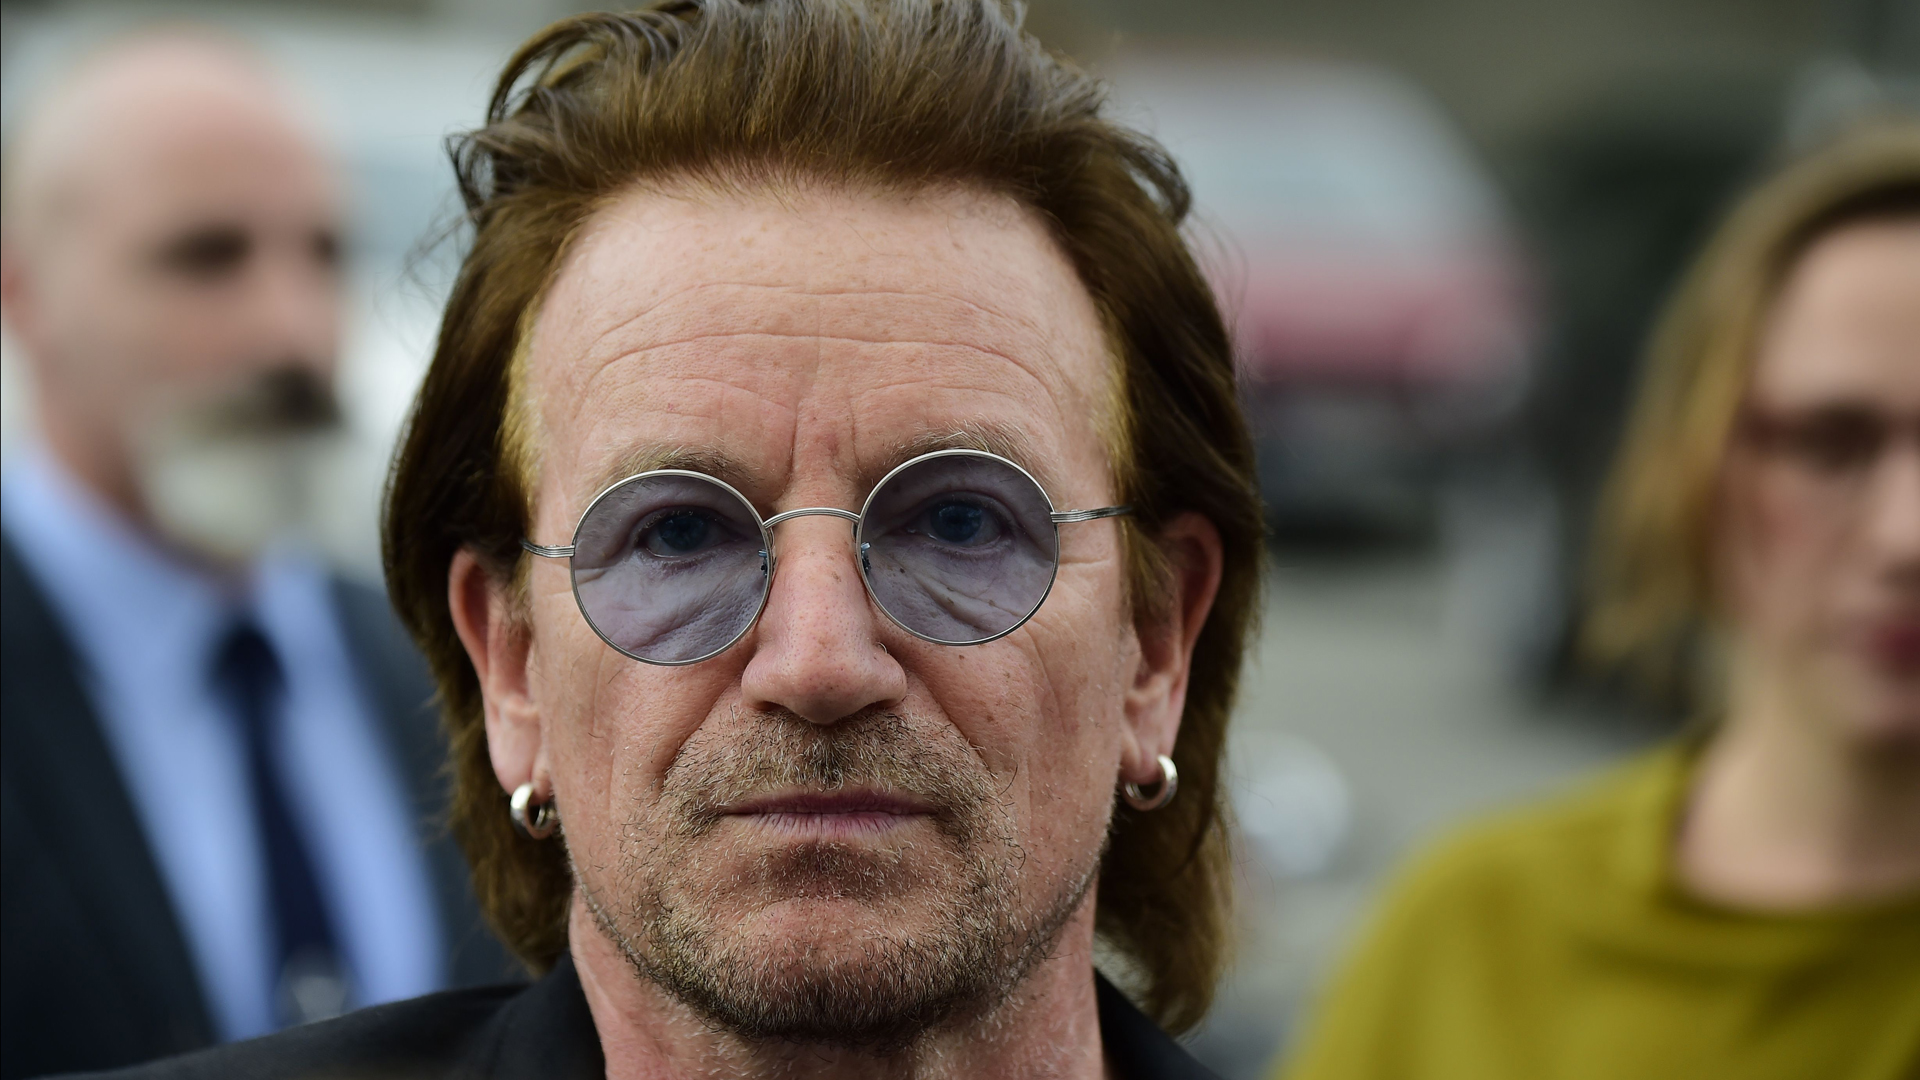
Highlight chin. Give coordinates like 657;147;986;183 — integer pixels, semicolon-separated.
1830;667;1920;751
728;891;954;954
1855;707;1920;752
585;823;1057;1050
628;878;1028;1051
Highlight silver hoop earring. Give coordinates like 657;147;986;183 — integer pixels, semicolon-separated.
510;783;560;839
1122;754;1179;812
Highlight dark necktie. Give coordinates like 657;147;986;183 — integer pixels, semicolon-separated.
211;620;349;1027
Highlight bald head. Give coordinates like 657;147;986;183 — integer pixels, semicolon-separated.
7;34;332;245
0;30;342;525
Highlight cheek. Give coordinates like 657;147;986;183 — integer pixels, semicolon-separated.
79;281;230;389
916;578;1130;856
162;287;266;370
1020;633;1130;868
43;258;150;373
529;585;741;843
1720;468;1846;636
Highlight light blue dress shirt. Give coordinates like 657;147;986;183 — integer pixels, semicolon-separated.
2;449;445;1041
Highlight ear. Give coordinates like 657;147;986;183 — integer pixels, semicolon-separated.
1119;512;1224;786
448;547;549;797
0;239;46;360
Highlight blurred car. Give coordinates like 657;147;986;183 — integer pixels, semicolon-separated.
1111;57;1533;538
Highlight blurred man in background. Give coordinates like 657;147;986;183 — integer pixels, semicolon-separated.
0;32;507;1078
1278;124;1920;1080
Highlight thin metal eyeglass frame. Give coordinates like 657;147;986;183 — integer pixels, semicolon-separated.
520;448;1131;664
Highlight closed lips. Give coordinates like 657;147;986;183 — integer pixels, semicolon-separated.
724;790;935;817
1862;618;1920;672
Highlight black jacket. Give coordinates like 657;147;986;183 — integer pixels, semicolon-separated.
0;540;514;1079
72;956;1221;1080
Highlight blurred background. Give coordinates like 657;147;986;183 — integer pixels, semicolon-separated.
2;0;1914;1075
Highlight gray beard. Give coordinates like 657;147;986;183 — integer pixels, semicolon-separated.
575;708;1100;1054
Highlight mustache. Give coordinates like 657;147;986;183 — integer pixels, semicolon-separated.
173;364;343;439
660;707;1001;838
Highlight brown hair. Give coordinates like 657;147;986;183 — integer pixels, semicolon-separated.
382;0;1262;1033
1584;122;1920;704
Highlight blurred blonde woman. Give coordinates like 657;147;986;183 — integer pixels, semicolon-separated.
1280;125;1920;1080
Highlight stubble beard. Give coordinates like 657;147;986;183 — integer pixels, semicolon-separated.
576;709;1102;1054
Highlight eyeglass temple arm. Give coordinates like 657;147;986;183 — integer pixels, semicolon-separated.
521;540;575;559
1051;505;1131;524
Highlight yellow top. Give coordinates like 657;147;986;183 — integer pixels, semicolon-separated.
1276;743;1920;1080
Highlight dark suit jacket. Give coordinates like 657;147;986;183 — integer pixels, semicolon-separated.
75;957;1221;1080
0;539;515;1079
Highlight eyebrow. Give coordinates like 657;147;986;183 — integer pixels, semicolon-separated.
586;445;762;504
879;423;1049;488
583;420;1053;514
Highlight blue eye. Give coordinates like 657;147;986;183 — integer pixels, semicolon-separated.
930;502;984;543
644;511;713;555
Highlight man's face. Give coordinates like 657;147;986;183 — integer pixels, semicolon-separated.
1718;219;1920;745
514;184;1143;1046
7;59;342;475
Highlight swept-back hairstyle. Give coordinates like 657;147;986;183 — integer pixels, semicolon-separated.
1584;122;1920;704
382;0;1262;1032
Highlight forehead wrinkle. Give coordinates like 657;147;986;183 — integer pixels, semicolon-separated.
545;359;789;449
547;180;1099;353
582;329;1058;356
552;343;1088;510
576;279;1038;345
553;276;1070;385
548;278;788;370
541;261;1067;387
561;334;1061;442
561;307;1070;397
532;185;1116;512
536;253;1104;442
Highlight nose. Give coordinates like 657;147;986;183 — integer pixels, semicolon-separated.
1864;441;1920;584
248;229;339;376
739;515;908;725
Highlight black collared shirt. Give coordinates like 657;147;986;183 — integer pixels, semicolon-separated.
71;955;1221;1080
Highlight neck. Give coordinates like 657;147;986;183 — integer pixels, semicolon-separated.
1678;660;1920;910
37;396;146;528
569;897;1111;1080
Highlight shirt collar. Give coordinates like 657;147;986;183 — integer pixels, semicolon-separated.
473;955;1222;1079
3;447;236;715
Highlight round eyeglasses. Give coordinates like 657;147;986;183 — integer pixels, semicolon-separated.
521;449;1131;665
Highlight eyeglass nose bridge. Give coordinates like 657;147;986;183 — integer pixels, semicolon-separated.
760;506;862;529
743;506;897;652
756;506;863;566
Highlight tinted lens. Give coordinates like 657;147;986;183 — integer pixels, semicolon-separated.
858;453;1058;644
569;472;767;663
